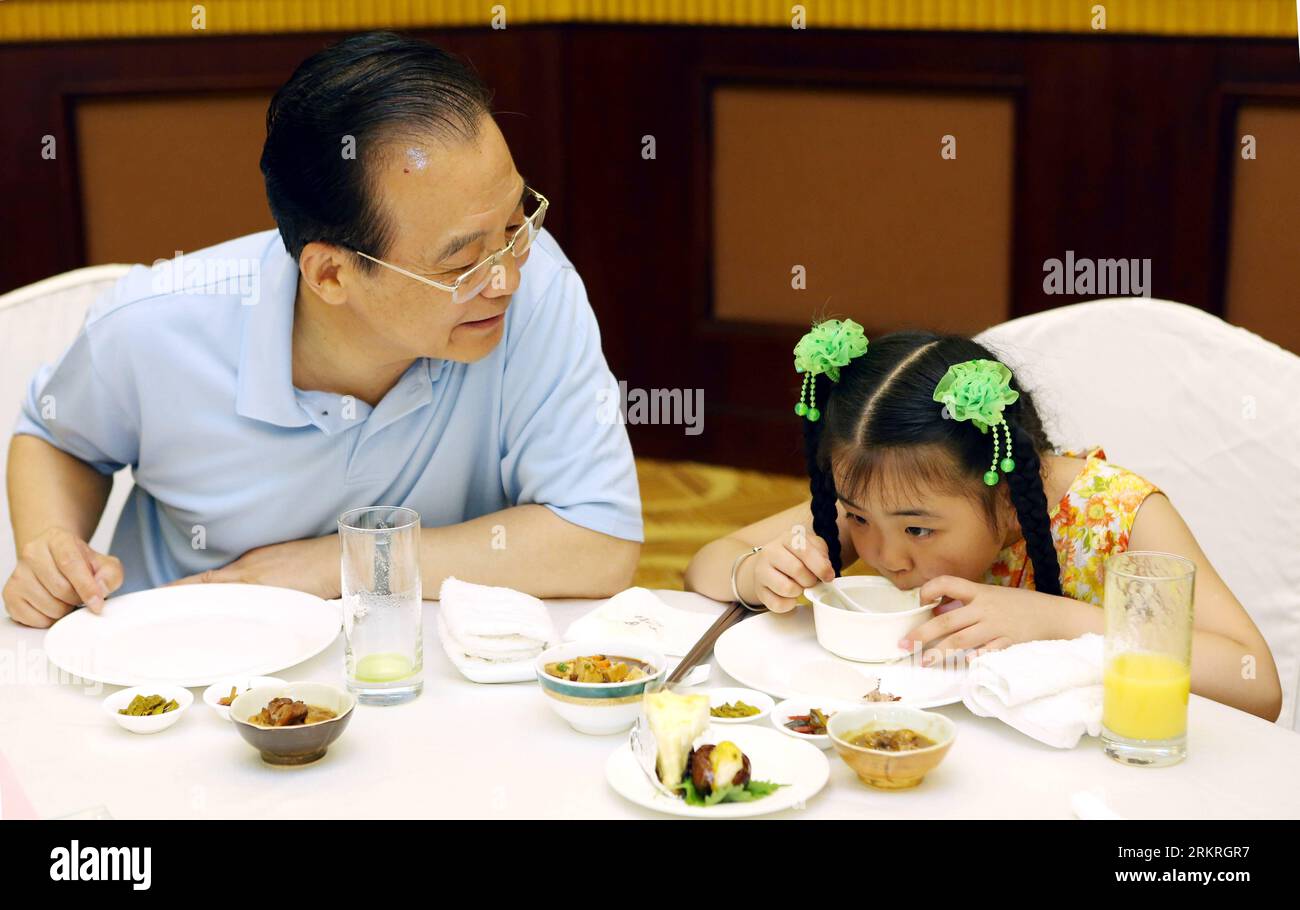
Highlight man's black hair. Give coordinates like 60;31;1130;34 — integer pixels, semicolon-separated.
260;31;494;269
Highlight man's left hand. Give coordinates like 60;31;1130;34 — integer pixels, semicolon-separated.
169;534;341;600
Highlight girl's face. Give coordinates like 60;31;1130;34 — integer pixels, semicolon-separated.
834;454;1015;592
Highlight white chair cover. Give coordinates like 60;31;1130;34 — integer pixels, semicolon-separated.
977;298;1300;728
0;265;136;587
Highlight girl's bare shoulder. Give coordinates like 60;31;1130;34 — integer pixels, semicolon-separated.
1041;453;1090;505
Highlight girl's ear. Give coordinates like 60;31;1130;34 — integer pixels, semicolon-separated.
996;488;1022;546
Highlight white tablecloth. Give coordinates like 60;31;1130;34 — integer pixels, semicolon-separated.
2;590;1297;819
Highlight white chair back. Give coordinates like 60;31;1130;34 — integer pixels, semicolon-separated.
0;266;136;586
977;298;1300;728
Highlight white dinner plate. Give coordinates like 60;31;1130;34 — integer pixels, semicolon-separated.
44;584;341;688
713;608;966;708
606;724;828;818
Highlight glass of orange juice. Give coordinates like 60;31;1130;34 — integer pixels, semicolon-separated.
1101;551;1195;767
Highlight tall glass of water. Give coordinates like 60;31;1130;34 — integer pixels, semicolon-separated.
338;507;423;705
1101;551;1195;767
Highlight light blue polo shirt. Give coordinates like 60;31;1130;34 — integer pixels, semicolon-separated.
14;228;643;594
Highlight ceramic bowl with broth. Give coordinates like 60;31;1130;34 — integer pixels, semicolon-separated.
805;576;935;662
827;704;956;789
229;682;356;766
535;641;665;736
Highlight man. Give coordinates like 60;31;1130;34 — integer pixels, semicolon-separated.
3;32;642;628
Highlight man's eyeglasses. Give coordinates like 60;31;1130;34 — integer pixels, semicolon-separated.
352;186;548;305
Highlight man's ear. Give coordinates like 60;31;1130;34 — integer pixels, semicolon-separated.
298;242;352;305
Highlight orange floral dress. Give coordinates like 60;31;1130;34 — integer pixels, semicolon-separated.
981;447;1161;606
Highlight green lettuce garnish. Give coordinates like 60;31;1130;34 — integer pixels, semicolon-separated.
676;778;783;807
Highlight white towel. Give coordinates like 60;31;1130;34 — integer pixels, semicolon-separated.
438;577;557;663
962;634;1104;749
563;587;716;657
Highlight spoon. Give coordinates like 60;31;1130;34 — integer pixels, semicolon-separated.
817;584;863;612
827;584;942;615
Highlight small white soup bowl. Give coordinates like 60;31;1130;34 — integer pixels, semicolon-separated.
203;676;288;722
805;576;935;662
102;684;194;734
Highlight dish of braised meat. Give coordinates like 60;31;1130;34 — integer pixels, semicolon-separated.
247;697;337;727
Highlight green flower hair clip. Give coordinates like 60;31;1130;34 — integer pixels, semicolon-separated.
793;319;869;422
932;359;1020;485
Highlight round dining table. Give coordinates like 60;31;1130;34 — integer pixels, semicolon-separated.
2;589;1297;820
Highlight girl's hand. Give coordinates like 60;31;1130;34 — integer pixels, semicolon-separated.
899;575;1082;665
740;526;836;613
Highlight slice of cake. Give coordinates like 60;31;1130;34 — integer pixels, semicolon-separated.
644;691;710;789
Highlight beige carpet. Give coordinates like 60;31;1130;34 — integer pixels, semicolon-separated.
630;458;809;591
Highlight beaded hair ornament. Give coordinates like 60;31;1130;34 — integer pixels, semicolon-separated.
792;318;869;422
793;321;1020;487
932;359;1020;486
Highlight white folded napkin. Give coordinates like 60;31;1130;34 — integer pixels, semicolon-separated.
563;587;716;657
438;577;558;664
962;633;1104;749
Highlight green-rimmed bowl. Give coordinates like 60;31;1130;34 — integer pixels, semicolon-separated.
535;640;666;735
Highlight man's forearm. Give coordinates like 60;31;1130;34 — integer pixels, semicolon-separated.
176;504;640;600
7;434;112;548
417;504;639;599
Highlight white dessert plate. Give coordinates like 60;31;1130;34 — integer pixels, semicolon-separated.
606;723;829;818
713;609;966;708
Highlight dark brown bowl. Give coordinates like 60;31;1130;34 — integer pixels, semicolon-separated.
230;682;356;766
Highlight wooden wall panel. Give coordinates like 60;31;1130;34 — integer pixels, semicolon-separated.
711;86;1013;333
76;93;273;265
1224;103;1300;356
0;29;568;311
2;27;1298;475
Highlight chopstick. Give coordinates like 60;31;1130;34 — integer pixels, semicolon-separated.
666;600;765;686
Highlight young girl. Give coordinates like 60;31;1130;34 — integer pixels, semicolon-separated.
685;322;1282;721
